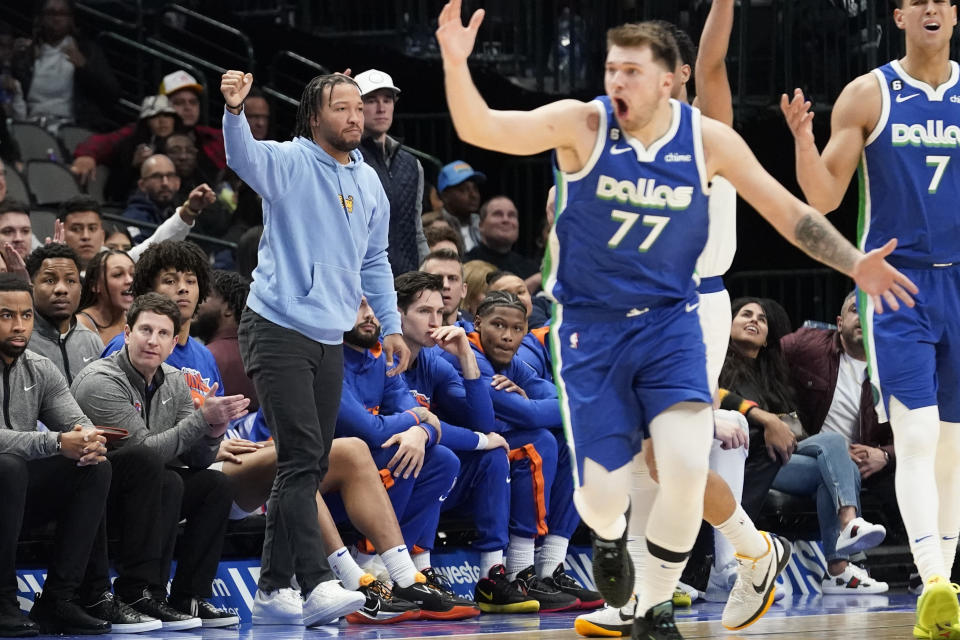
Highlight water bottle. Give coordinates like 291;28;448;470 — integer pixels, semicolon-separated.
45;147;58;163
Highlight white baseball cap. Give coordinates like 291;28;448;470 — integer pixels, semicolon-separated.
354;69;400;97
159;70;203;95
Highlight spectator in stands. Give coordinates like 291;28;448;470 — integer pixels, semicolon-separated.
425;222;463;256
0;23;27;121
121;154;218;243
0;199;33;260
11;0;120;131
77;248;134;344
235;224;261;281
72;293;246;627
486;270;549;330
465;196;539;288
243;88;271;141
102;221;132;252
462;260;497;320
420;248;467;326
437;160;485;251
58;195;103;269
443;290;596;610
70;69;226;188
421;210;456;234
0;273;112;636
162;132;219;188
191;270;257;410
158;70;225;167
337;296;480;620
355;69;428;276
24;243;100;383
720;297;889;594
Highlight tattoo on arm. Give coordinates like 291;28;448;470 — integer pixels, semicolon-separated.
794;212;859;275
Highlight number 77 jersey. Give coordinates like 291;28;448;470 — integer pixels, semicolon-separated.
543;97;711;312
860;61;960;265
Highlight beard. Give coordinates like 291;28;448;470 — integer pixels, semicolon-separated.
343;324;380;349
0;340;27;361
328;132;361;153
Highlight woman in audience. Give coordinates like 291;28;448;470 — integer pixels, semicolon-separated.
102;221;132;252
76;248;134;345
461;259;496;320
719;297;888;594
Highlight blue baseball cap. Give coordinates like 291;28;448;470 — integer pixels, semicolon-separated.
437;160;486;193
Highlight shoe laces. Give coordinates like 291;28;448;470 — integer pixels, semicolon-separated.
423;569;455;596
276;588;302;606
367;579;395;602
552;570;581;590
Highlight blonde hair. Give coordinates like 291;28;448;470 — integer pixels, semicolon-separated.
462;260;498;316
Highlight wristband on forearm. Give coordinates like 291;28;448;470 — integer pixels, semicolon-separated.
475;432;488;450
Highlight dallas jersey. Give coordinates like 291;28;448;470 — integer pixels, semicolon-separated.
861;60;960;264
545;97;711;311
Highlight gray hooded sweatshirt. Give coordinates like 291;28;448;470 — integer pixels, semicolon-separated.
0;350;93;460
71;347;219;468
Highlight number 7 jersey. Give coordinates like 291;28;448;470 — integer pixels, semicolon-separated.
860;60;960;265
543;97;711;311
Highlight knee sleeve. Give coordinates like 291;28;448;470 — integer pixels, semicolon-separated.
573;457;631;535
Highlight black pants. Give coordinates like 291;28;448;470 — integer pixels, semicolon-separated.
81;445;165;602
239;309;340;594
741;422;785;521
0;453;110;605
151;467;233;600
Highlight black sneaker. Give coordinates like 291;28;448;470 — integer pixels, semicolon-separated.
169;595;239;628
28;594;110;635
84;592;162;633
392;570;480;620
124;590;201;630
591;503;634;608
345;574;420;624
515;566;579;612
633;600;683;640
544;563;604;609
474;564;539;614
0;598;38;637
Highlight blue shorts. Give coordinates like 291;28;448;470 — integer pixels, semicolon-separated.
550;297;712;487
861;264;960;422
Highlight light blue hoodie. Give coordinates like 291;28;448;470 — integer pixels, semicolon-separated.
223;108;401;343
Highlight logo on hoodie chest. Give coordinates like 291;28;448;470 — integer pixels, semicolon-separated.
339;194;354;214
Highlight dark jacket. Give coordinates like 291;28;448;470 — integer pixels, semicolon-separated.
781;327;895;469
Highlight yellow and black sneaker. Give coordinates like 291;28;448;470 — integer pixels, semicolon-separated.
914;575;960;639
474;564;539;614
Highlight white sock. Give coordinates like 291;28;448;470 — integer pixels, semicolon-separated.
890;398;945;583
630;451;658;600
937;422;960;576
479;550;504;578
506;535;535;581
715;504;768;559
381;544;418;588
536;535;569;579
412;550;431;572
327;547;366;591
636;403;712;615
710;410;748;570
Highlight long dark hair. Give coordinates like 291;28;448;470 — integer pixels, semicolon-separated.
78;248;133;312
718;297;795;414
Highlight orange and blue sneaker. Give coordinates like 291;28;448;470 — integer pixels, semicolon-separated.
913;575;960;639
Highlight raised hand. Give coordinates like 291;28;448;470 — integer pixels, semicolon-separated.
435;0;486;66
200;382;251;428
186;183;216;213
44;220;65;245
780;88;816;148
221;70;253;109
70;156;97;185
852;239;918;313
431;324;470;358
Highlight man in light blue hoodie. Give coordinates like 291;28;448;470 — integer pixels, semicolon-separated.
220;69;410;627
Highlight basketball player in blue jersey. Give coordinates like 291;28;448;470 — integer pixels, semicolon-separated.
781;1;960;637
437;1;917;638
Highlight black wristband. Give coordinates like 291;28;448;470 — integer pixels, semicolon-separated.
227;101;244;112
55;432;62;452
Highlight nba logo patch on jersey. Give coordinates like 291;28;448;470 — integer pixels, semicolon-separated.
570;332;580;349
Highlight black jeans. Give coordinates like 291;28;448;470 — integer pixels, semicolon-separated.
0;453;111;605
238;309;341;594
741;422;786;521
152;467;233;600
81;444;165;602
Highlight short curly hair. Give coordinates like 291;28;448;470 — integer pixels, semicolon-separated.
25;243;82;279
211;269;249;319
133;240;211;305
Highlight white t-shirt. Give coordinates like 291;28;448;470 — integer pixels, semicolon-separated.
821;352;868;445
27;38;75;119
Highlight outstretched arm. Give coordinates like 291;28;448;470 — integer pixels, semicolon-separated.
436;0;592;160
779;74;879;212
695;0;734;126
703;116;916;312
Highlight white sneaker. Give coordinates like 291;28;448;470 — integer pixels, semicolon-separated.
302;579;366;627
574;595;635;637
722;532;791;631
252;588;303;625
835;517;886;555
703;559;738;603
821;563;888;594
